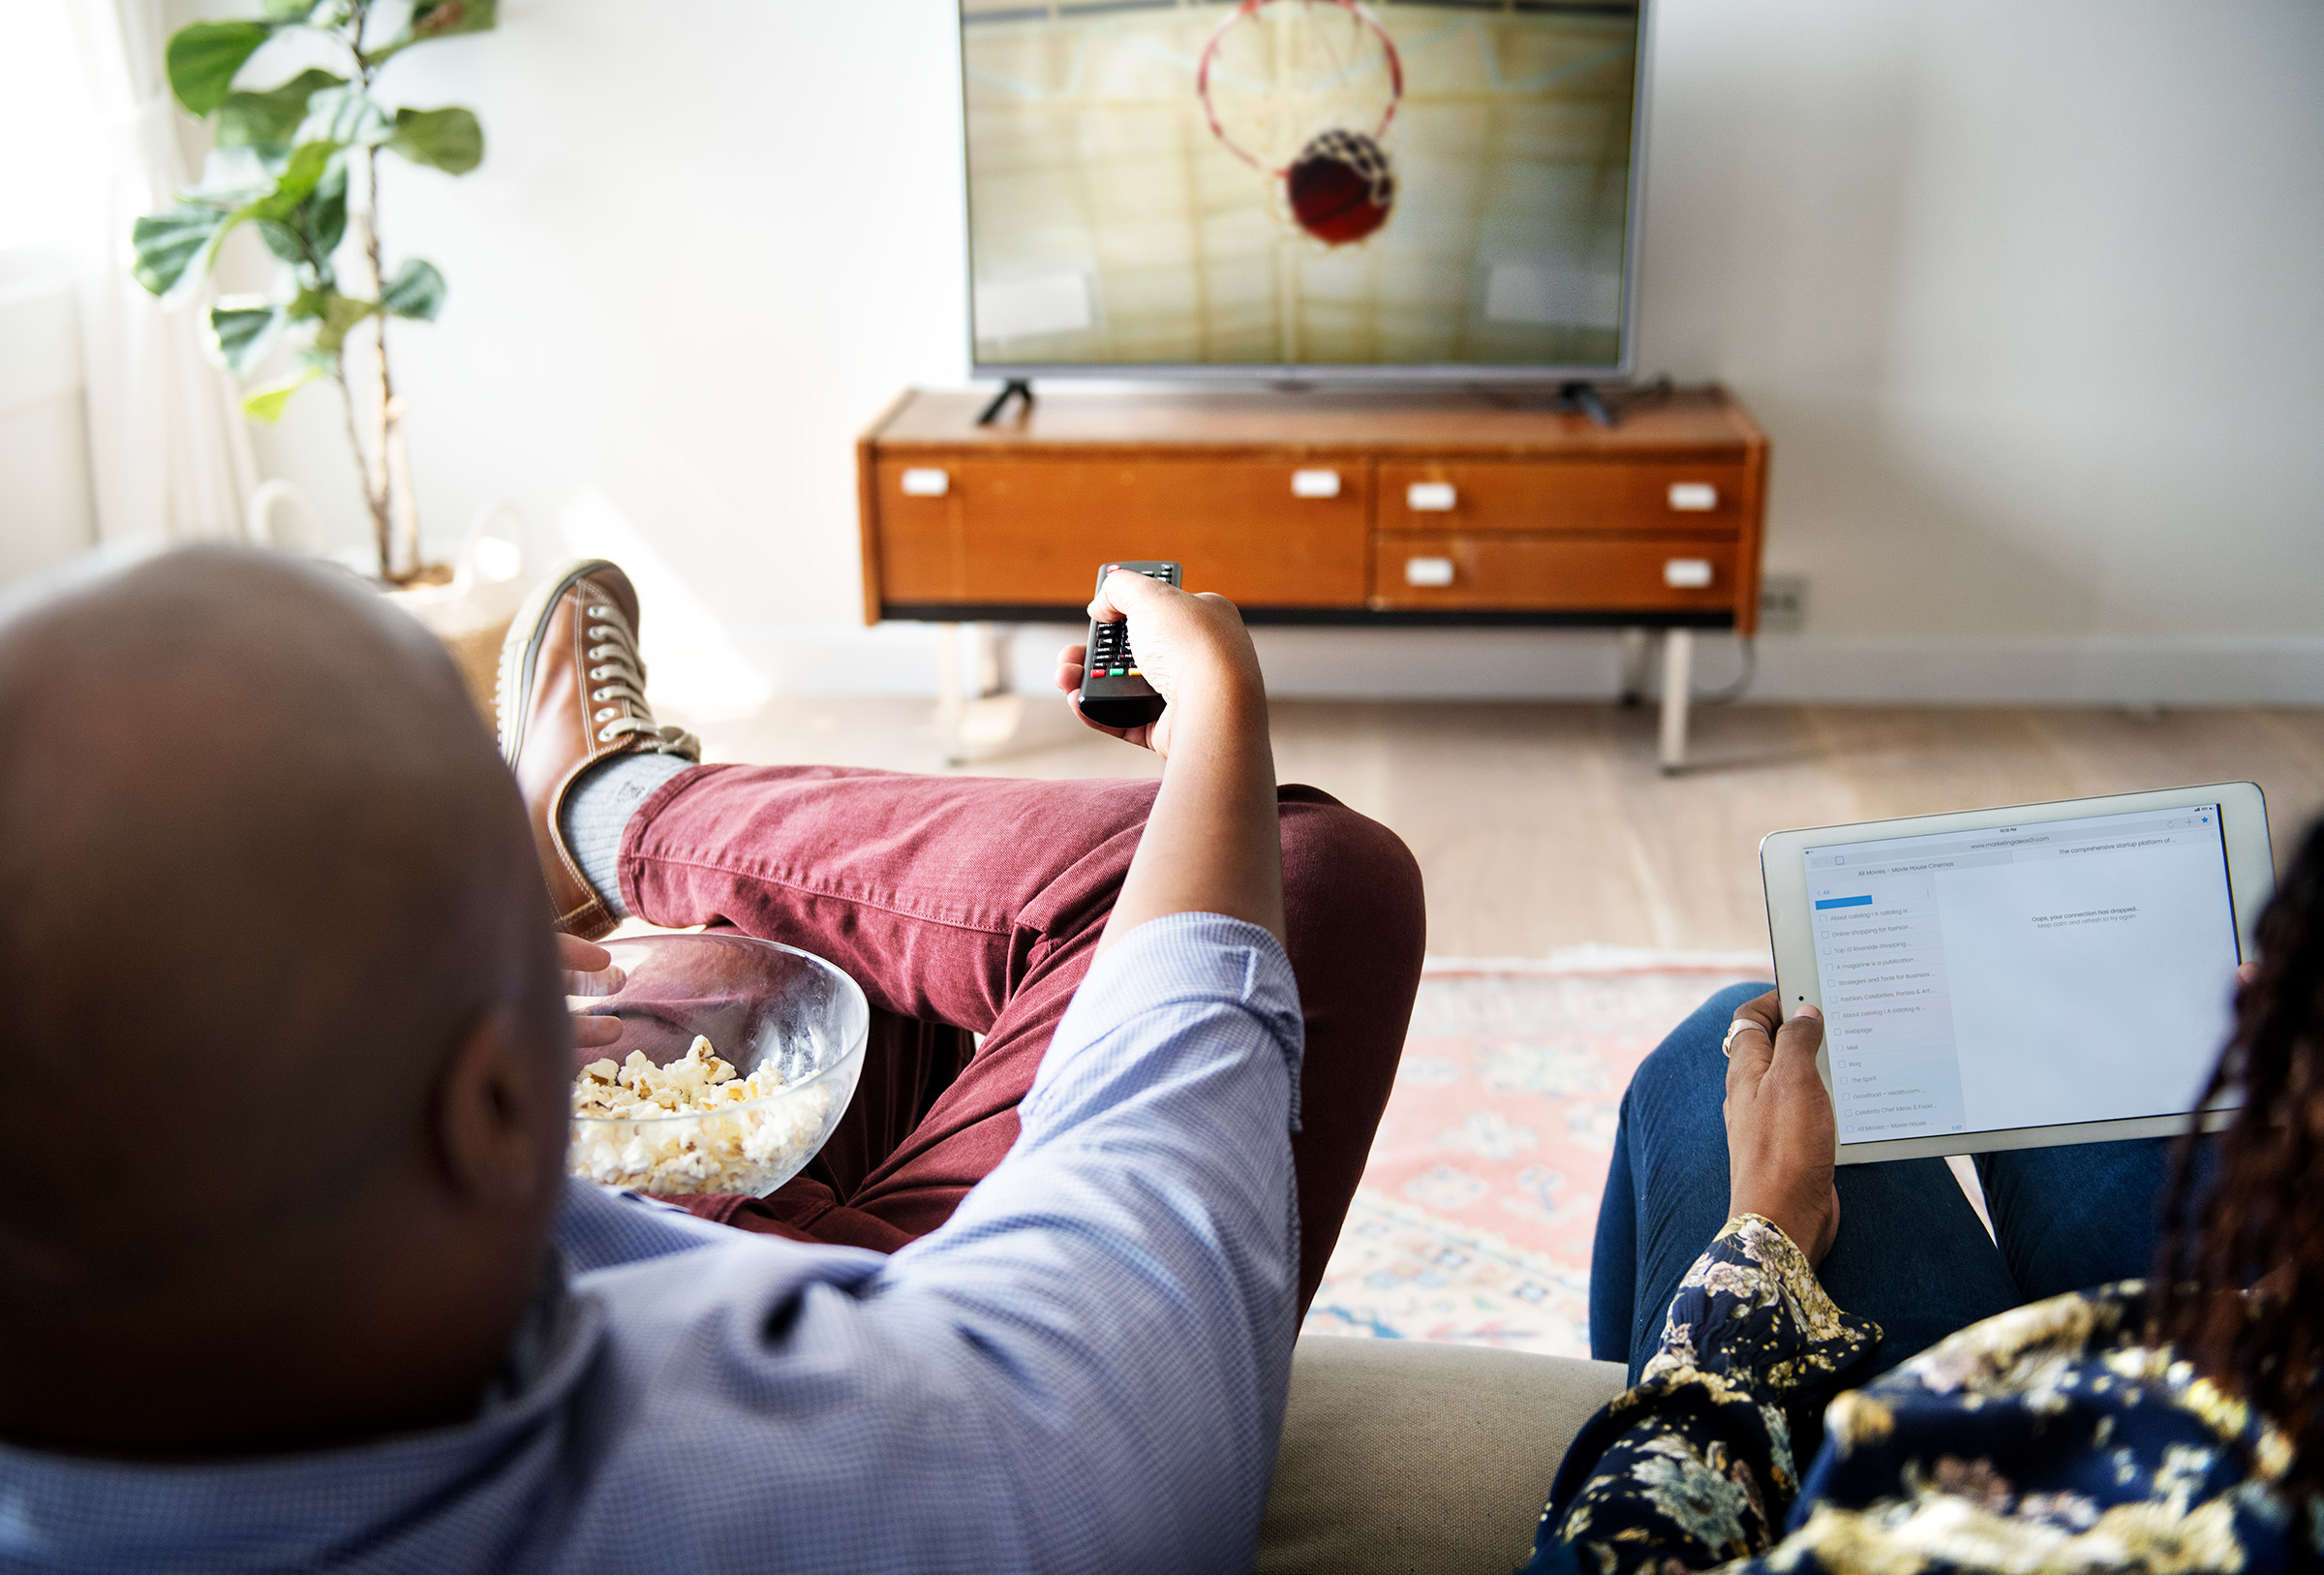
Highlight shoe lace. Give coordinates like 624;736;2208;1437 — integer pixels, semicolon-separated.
581;599;699;756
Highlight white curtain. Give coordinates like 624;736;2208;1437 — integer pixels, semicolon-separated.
67;0;259;545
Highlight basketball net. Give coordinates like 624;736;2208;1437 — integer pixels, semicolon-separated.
1198;0;1403;177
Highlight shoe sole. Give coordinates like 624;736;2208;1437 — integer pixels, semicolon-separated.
497;557;621;766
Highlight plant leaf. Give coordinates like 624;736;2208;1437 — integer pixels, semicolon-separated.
167;21;274;116
216;69;343;150
210;302;284;373
412;0;498;40
130;202;233;297
242;366;325;423
312;290;380;355
246;140;340;221
248;152;349;280
380;259;445;322
260;0;321;19
297;83;392;148
304;154;350;256
366;0;497;63
387;107;483;173
254;219;308;264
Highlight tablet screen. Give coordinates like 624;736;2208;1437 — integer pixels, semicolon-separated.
1806;803;2242;1145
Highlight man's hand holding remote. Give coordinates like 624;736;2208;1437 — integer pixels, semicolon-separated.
1055;568;1283;954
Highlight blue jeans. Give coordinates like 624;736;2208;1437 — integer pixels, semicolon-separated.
1590;982;2200;1383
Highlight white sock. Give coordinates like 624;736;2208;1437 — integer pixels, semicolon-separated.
558;752;694;915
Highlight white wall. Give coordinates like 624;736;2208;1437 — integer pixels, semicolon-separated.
176;0;2324;705
1644;0;2324;641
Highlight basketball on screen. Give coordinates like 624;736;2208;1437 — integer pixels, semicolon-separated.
1199;0;1403;246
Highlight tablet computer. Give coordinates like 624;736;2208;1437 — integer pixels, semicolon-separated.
1759;783;2272;1164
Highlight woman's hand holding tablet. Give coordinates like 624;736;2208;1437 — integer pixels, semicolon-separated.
1722;991;1839;1263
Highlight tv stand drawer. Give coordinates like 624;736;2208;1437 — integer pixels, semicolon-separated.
1370;535;1740;613
873;457;1369;608
1379;460;1748;536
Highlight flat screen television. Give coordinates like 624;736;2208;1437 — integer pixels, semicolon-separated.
959;0;1650;383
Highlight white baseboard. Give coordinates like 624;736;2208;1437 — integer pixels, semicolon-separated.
727;624;2324;708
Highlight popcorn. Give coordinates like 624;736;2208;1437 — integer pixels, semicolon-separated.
568;1034;838;1196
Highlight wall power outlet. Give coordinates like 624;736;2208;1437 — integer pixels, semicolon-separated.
1758;574;1808;634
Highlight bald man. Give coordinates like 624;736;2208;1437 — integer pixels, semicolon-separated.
0;546;569;1459
0;546;1410;1572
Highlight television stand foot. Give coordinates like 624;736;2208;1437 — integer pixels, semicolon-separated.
1560;381;1616;429
1658;629;1694;773
1618;627;1651;705
976;379;1035;425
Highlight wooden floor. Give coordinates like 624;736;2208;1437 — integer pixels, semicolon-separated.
685;695;2324;958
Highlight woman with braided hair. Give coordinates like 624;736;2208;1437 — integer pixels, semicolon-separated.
1521;817;2324;1574
2152;821;2324;1500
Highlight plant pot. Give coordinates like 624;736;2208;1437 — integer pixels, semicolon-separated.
248;482;531;725
382;505;529;724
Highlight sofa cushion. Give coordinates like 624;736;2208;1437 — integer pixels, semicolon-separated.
1258;1336;1627;1575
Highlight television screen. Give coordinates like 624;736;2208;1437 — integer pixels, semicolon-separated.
960;0;1647;378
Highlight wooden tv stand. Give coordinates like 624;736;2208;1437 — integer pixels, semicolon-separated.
856;385;1767;770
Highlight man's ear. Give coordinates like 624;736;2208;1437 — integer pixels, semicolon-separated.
436;1008;565;1208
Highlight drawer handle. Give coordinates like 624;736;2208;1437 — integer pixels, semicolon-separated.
1667;481;1718;511
1406;481;1456;511
1404;556;1455;588
1291;468;1342;499
1664;558;1715;589
901;468;950;498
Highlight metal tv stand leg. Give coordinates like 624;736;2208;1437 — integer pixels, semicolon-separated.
976;380;1034;425
1559;380;1616;429
936;622;966;766
1658;628;1694;775
935;623;1022;768
1618;627;1651;705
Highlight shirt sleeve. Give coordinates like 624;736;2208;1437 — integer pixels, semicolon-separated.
844;911;1307;1567
1529;1215;1881;1573
553;1175;762;1275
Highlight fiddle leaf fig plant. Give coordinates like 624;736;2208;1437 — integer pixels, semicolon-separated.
131;0;496;584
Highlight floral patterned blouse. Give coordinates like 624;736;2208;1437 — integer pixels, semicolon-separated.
1527;1215;2317;1575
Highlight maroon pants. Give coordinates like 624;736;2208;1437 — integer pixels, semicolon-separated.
617;764;1425;1307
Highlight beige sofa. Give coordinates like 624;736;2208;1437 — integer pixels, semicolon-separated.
1258;1336;1628;1574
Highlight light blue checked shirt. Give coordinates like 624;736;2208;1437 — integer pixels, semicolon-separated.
0;913;1304;1574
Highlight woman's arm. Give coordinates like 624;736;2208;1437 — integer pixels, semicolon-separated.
1527;996;1878;1573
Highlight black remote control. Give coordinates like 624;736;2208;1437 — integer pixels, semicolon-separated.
1078;560;1180;730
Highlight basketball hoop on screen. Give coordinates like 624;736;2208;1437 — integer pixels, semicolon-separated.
1197;0;1404;245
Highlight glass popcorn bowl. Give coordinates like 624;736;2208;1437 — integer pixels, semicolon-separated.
566;932;869;1198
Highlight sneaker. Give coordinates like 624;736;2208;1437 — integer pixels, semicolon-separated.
497;559;698;938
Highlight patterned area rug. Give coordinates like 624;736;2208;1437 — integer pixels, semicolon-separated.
1301;950;1769;1357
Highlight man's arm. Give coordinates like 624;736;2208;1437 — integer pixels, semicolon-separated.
1058;568;1283;947
564;585;1304;1572
820;575;1300;1563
